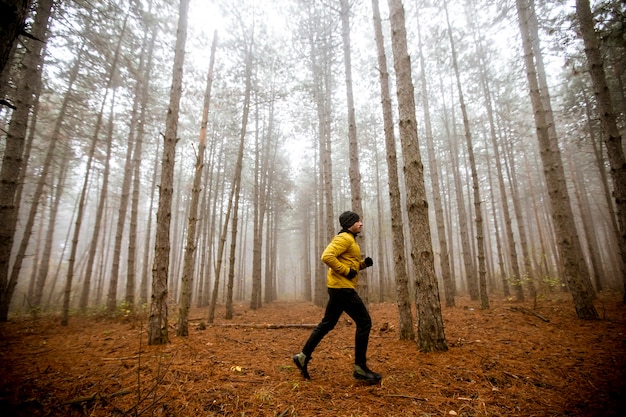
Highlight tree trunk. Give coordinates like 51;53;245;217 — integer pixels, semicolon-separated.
208;157;234;323
483;143;506;295
443;0;488;309
415;7;454;308
252;102;263;309
148;0;190;344
0;0;52;320
583;86;621;279
107;21;153;313
308;3;335;308
79;91;117;311
441;72;475;299
0;0;30;82
177;32;217;336
373;144;387;302
467;12;522;300
227;40;252;316
388;0;447;352
340;0;367;304
209;44;253;321
35;134;71;311
302;200;312;301
569;156;604;291
262;133;277;304
516;0;598;319
0;0;52;321
127;25;157;307
30;43;82;310
576;0;626;303
139;138;160;306
371;0;413;340
58;8;129;325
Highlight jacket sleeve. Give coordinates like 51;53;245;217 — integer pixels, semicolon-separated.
320;234;353;277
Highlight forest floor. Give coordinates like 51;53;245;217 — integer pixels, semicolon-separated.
0;292;625;417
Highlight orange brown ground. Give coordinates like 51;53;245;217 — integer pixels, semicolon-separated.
0;293;625;416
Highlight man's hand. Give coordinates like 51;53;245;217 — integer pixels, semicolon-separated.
346;268;357;279
364;257;373;267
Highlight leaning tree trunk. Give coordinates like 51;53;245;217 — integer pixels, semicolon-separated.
177;32;217;336
388;0;448;352
371;0;413;340
207;159;235;323
107;19;153;314
0;0;30;85
148;0;190;345
127;25;158;307
0;0;53;321
79;92;116;312
60;8;129;325
584;88;622;278
516;0;598;319
31;44;82;310
207;47;252;321
569;156;604;291
576;0;626;303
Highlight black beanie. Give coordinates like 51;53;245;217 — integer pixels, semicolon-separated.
339;211;360;230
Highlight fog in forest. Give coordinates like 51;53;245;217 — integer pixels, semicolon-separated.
0;0;624;325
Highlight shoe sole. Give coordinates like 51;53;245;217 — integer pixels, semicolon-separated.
353;373;382;384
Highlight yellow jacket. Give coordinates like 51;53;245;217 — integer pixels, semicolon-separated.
321;231;367;289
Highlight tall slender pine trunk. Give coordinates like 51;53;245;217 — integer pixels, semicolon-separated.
0;0;52;321
148;0;190;344
576;0;626;303
371;0;413;340
516;0;598;319
177;33;217;336
388;0;447;352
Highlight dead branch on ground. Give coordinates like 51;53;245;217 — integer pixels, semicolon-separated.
507;306;550;322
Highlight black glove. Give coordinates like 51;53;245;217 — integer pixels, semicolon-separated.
346;268;357;279
364;257;373;267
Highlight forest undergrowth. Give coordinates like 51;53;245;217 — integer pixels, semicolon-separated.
0;293;625;416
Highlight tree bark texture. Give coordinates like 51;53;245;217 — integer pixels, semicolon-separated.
517;0;598;319
148;0;190;344
371;0;414;340
177;32;217;336
0;0;30;81
127;25;158;307
443;0;487;308
0;0;52;320
340;0;367;303
388;0;447;352
415;8;454;308
576;0;626;302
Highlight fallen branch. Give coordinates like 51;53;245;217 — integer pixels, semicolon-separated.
64;389;132;405
507;306;550;322
204;323;318;329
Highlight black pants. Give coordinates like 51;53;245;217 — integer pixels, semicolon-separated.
302;288;372;365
